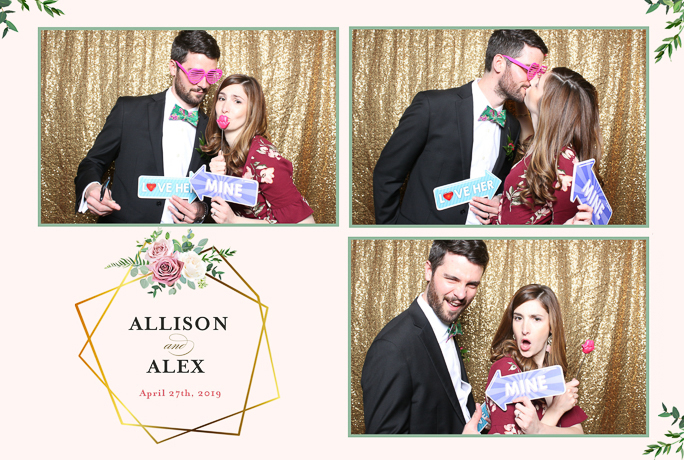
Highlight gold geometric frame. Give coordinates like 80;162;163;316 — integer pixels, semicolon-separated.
75;246;279;443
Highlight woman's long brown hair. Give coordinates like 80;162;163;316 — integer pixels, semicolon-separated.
519;67;603;207
202;74;269;176
490;284;568;375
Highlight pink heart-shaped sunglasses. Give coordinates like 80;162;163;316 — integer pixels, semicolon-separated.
502;55;547;80
175;60;223;85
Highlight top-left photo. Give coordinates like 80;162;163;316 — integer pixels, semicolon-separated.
40;28;337;225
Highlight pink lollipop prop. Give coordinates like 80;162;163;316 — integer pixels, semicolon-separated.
217;115;230;130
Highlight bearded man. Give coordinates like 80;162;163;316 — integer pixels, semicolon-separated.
75;30;222;223
361;240;489;434
373;30;547;225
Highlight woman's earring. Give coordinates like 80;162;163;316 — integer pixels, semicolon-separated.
513;334;516;341
546;335;553;352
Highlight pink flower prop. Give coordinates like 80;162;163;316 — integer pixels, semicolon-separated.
151;253;184;287
217;115;230;130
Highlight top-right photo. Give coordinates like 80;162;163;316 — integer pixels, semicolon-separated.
351;28;646;226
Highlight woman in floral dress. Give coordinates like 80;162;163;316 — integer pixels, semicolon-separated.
492;67;602;224
203;74;314;224
486;284;586;434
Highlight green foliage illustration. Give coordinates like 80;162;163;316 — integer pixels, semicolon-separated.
1;0;64;39
644;404;684;458
646;0;684;62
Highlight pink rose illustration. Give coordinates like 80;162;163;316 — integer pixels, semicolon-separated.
151;253;184;286
145;238;173;262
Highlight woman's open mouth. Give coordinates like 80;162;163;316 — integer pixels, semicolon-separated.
520;339;532;352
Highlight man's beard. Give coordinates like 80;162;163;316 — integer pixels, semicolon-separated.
426;279;468;325
495;66;526;103
174;76;206;107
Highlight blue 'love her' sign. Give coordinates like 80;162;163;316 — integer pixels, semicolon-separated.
138;176;198;202
433;170;502;211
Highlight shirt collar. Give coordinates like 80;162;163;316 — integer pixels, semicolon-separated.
472;79;503;120
417;292;450;341
165;88;199;116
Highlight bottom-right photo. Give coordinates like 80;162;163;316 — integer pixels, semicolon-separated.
350;238;646;435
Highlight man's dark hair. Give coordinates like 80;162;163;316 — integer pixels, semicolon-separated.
484;29;548;72
428;240;489;273
171;30;221;63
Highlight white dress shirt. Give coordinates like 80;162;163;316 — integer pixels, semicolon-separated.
160;89;199;223
417;293;472;422
465;79;504;225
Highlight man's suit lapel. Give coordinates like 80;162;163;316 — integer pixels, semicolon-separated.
410;303;468;427
187;112;208;175
454;84;474;178
148;92;166;176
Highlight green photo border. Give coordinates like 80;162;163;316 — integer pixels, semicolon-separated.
348;236;649;437
38;26;339;227
348;27;649;229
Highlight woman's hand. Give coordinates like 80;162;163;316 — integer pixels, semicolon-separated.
512;397;542;434
564;203;593;225
209;150;227;175
210;197;236;224
547;378;580;415
470;195;501;224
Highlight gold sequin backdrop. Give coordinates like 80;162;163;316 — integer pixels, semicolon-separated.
351;29;646;225
40;29;336;224
350;239;646;434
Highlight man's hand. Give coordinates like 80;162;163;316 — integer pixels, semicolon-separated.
564;203;593;225
470;195;501;224
462;403;484;434
512;397;542;434
85;182;121;216
170;196;204;224
209;150;227;175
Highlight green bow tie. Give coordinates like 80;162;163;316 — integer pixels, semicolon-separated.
169;104;199;127
479;106;506;128
446;322;463;342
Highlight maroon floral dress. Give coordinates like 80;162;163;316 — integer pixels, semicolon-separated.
494;147;579;225
232;135;313;223
485;357;587;434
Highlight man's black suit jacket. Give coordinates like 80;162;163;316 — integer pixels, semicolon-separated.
373;82;520;224
361;300;475;434
74;91;208;223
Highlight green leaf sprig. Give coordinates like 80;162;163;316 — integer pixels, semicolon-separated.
1;0;64;39
646;0;684;62
644;403;684;458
